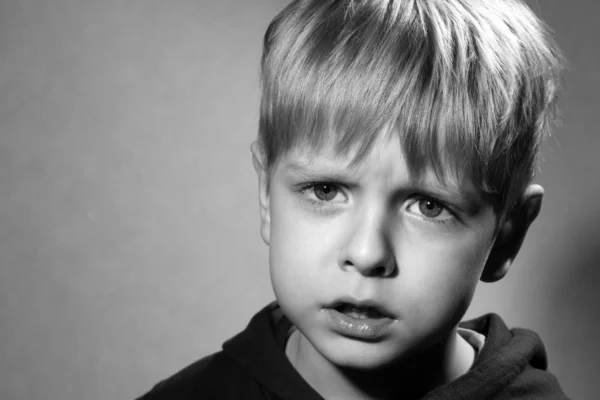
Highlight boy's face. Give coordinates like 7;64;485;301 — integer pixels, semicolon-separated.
254;129;508;369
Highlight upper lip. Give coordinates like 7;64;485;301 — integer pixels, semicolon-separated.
325;296;396;319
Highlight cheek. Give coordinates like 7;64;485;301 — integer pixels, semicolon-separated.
269;190;341;266
399;237;487;339
401;226;492;305
268;197;332;301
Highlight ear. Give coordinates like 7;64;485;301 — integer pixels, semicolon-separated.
250;141;271;245
481;184;544;283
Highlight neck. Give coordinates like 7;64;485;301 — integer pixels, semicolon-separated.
285;328;475;400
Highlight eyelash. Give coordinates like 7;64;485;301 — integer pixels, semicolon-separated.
408;196;457;226
297;182;459;226
298;182;346;210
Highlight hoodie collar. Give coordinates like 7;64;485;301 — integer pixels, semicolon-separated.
423;313;550;399
222;303;552;400
222;302;323;400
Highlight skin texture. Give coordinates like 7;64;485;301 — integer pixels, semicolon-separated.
251;129;543;399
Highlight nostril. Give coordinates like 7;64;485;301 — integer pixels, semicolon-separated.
370;265;389;277
339;254;396;277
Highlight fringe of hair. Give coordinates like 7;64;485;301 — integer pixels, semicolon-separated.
258;0;565;219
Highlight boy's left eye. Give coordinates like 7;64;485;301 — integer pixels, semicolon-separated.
407;198;453;221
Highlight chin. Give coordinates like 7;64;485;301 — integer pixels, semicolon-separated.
318;336;406;370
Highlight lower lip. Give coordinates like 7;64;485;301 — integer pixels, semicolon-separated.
322;308;396;341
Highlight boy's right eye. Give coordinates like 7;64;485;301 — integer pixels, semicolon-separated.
312;184;339;201
298;183;348;209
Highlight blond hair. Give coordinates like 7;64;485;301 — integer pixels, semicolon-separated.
258;0;565;219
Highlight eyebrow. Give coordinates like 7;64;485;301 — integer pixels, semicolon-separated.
284;160;357;180
283;160;483;213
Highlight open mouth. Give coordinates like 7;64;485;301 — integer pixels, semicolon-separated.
323;299;397;340
335;304;386;319
328;299;394;320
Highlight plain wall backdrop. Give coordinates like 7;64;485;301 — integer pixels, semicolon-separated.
0;1;598;399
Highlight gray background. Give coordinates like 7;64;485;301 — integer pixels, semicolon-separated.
0;1;598;399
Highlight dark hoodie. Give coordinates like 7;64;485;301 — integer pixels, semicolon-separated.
137;302;569;400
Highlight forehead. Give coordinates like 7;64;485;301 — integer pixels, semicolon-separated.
278;131;480;203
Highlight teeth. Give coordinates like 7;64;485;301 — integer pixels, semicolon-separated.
339;304;382;319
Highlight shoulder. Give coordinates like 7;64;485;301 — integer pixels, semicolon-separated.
502;363;570;400
494;326;570;399
136;350;266;400
459;315;570;399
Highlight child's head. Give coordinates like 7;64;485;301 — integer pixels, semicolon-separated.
251;0;563;375
256;0;564;222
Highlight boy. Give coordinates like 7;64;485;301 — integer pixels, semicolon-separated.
139;0;568;398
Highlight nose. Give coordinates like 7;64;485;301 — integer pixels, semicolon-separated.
338;206;396;278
